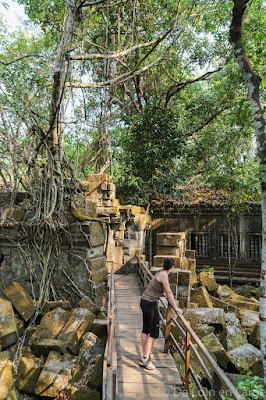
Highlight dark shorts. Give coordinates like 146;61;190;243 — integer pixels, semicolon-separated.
140;298;160;339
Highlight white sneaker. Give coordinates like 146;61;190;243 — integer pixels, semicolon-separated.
139;356;156;370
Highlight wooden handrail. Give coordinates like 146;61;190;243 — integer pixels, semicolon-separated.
102;261;116;400
136;255;243;400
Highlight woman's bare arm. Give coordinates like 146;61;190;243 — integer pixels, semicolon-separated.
160;272;183;314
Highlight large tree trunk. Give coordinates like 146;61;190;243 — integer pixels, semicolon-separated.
229;0;266;383
49;0;79;155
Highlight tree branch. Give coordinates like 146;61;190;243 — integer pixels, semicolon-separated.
0;54;40;66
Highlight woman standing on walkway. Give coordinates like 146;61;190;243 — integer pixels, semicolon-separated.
139;257;183;370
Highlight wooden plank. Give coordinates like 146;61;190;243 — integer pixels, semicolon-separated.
117;365;181;378
117;373;181;384
117;382;184;395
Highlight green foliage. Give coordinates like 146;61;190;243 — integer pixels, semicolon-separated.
114;105;186;204
201;266;215;275
225;372;264;400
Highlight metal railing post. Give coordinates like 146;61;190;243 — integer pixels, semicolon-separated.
164;302;172;353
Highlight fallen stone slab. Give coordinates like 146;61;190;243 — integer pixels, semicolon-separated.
248;322;260;349
78;296;99;315
72;332;104;383
43;300;71;313
0;298;19;349
57;308;95;355
190;286;213;308
0;360;17;400
70;386;101;400
228;343;262;375
239;310;260;334
195;325;215;339
34;351;76;397
221;313;247;351
184;308;225;332
4;282;35;322
16;356;42;394
31;339;68;357
32;307;69;345
201;332;230;369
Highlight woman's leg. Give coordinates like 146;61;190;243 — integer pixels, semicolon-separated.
141;332;148;353
143;336;155;358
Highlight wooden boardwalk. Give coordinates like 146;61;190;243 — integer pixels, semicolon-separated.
114;273;190;399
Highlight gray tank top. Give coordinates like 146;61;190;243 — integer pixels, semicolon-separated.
141;272;164;302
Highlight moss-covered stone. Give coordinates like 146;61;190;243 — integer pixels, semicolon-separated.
31;339;68;357
199;272;217;292
91;266;108;284
248;322;260;349
71;203;97;220
0;298;19;349
239;310;260;334
57;308;95;355
221;313;247;351
0;360;17;400
88;256;106;272
72;332;104;384
34;351;76;397
87;353;104;390
4;282;35;322
43;301;71;313
184;308;225;332
16;356;42;394
195;325;215;339
228;343;262;375
201;333;230;369
78;296;99;314
32;307;69;344
70;386;101;400
82;222;105;247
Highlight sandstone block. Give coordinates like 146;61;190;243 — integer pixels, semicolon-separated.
0;360;17;400
57;308;95;355
220;313;247;351
91;266;108;284
82;222;105;247
239;311;260;334
178;270;191;285
185;250;195;259
153;255;181;269
0;298;19;349
72;332;104;383
43;300;71;313
156;232;185;247
228;343;262;375
34;351;76;397
85;174;111;183
156;246;181;256
89;256;106;272
4;282;35;322
187;259;196;272
199;271;217;292
184;308;225;332
190;286;213;308
31;339;68;357
78;296;99;315
248;322;260;349
33;307;69;343
16;356;42;394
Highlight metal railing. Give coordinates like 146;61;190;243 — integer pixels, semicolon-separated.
137;255;243;400
102;261;116;400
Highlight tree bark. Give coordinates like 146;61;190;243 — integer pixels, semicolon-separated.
229;0;266;383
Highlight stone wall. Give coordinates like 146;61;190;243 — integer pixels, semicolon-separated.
78;174;151;273
0;221;108;306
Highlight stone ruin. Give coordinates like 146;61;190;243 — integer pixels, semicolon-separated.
0;280;105;399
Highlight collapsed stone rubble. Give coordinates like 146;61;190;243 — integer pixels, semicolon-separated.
0;282;106;400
